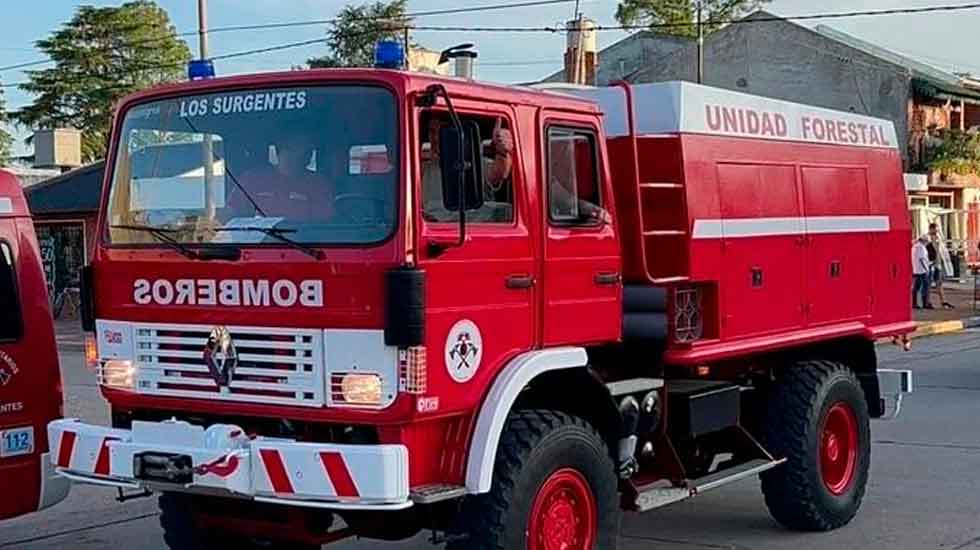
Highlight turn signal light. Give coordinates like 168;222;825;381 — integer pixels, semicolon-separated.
84;334;98;371
400;346;427;395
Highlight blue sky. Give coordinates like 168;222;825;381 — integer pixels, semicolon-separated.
3;0;980;155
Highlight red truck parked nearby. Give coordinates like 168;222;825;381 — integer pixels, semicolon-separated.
0;170;70;520
47;67;913;549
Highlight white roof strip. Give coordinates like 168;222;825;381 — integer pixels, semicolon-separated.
561;81;899;149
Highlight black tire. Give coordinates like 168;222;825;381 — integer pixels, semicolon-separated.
159;492;321;550
448;410;620;550
159;492;210;550
760;360;871;531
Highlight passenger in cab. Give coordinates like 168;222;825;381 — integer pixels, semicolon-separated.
226;135;336;223
421;116;514;223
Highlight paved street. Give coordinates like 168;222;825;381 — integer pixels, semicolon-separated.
2;333;979;550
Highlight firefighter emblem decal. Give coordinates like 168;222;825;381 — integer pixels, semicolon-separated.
445;319;483;383
0;351;18;387
203;326;238;387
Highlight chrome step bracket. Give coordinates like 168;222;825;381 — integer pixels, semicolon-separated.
690;458;785;494
410;484;467;504
632;458;785;512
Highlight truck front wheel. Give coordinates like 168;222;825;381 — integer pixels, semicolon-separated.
760;360;871;531
450;410;620;550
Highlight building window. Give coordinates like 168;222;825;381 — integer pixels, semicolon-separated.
547;127;604;225
0;241;24;342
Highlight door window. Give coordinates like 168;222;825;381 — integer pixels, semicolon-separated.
0;241;23;342
419;111;516;224
547;127;604;225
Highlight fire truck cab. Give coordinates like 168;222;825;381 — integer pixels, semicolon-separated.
0;170;70;520
47;68;913;549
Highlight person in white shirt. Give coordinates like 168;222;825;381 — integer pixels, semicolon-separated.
912;235;932;309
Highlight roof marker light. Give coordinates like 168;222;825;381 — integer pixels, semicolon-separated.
374;40;405;69
188;59;215;80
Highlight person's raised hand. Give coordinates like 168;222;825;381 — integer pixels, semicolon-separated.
493;118;514;156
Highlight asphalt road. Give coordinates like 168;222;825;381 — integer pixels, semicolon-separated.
2;332;979;550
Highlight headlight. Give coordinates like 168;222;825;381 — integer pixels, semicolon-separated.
335;373;383;406
100;359;135;390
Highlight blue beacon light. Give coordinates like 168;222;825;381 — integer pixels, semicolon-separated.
188;59;215;80
374;40;405;69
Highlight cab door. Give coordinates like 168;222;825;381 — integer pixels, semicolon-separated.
540;114;621;346
0;182;67;520
415;103;535;414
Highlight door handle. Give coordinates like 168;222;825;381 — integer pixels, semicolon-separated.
505;274;535;289
594;272;621;286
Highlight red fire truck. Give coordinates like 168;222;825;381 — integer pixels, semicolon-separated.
47;67;913;549
0;170;70;520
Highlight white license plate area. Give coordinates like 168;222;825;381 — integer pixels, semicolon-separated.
1;426;35;458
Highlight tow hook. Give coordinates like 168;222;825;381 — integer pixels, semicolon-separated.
116;487;153;503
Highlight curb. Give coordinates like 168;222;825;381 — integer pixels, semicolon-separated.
910;316;980;339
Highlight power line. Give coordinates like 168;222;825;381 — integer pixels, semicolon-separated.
196;0;577;35
0;0;576;73
4;3;980;88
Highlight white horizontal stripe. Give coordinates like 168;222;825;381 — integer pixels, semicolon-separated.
0;198;12;214
692;216;890;239
805;215;890;234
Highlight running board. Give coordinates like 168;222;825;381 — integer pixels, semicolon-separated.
632;458;785;512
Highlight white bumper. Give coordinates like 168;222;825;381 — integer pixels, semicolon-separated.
47;418;410;510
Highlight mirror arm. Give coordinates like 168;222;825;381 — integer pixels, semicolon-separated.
425;84;468;253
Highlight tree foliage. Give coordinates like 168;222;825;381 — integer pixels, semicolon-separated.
308;0;411;69
0;89;12;165
14;1;191;162
615;0;770;37
926;128;980;176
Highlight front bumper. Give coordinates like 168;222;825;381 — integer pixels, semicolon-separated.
877;368;913;420
47;418;411;510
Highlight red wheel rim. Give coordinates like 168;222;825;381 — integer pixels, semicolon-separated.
820;402;858;495
527;468;597;550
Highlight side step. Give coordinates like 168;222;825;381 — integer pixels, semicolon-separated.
410;484;467;504
633;458;785;512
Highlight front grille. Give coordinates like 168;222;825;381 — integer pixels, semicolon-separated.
133;323;324;407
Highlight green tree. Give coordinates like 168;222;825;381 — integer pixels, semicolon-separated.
15;1;191;162
308;0;411;68
615;0;770;37
0;89;13;165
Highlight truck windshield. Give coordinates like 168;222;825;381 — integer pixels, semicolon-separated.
106;86;398;246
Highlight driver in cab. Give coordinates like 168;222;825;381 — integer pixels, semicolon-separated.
226;135;336;223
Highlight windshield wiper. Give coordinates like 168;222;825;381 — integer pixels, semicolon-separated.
214;226;324;260
111;224;200;260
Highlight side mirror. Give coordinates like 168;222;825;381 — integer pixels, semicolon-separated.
439;122;484;212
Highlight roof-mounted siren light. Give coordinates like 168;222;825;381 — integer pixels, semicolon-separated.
188;59;215;80
375;40;406;69
439;44;478;79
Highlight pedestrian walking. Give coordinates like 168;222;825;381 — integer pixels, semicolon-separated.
912;235;932;309
927;223;955;309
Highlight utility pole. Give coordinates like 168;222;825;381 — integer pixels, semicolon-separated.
197;0;209;59
198;0;215;223
696;1;704;84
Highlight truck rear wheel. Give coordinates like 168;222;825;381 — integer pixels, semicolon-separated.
449;410;620;550
760;360;870;531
